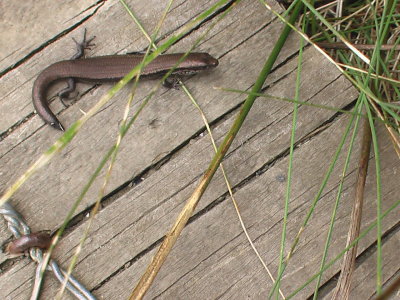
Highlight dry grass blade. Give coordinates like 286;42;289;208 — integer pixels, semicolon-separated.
317;42;400;51
181;82;285;298
129;175;214;300
331;117;372;300
373;274;400;300
129;3;303;298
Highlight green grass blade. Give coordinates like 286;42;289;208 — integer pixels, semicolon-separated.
285;198;400;299
312;98;363;298
0;0;231;208
275;15;305;299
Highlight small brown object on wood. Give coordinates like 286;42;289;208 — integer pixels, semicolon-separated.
4;231;52;255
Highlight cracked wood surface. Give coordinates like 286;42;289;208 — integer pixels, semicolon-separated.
1;1;399;299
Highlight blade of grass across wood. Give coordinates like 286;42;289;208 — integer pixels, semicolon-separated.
136;0;283;295
260;0;392;121
1;22;234;300
336;63;400;86
55;1;176;298
288;1;398;297
365;100;383;294
358;2;396;292
275;12;306;298
46;60;167;278
182;82;285;299
1;2;231;297
326;1;396;296
119;0;157;50
218;88;371;118
179;1;284;294
313;99;363;299
129;2;304;299
222;87;397;129
55;4;228;296
267;83;365;298
0;0;231;209
331;100;372;300
285;198;400;299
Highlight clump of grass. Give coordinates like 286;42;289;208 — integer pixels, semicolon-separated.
265;1;399;299
290;1;400;298
310;0;400;140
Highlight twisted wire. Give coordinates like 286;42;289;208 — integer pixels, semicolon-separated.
0;202;96;300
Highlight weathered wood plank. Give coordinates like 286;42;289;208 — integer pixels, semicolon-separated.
0;0;286;233
321;229;400;299
0;0;100;72
1;42;362;297
0;0;248;133
90;118;399;299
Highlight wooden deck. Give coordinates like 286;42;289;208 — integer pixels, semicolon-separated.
1;0;399;299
